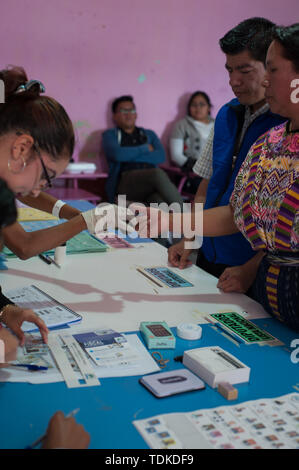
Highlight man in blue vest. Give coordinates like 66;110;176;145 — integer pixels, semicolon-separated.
168;17;285;279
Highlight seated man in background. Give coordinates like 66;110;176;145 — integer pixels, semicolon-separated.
102;95;183;207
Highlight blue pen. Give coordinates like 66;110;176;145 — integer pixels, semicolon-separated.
7;363;48;371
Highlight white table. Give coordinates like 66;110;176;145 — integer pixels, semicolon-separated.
3;241;268;335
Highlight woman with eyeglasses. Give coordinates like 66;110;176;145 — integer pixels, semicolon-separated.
0;67;131;260
169;91;214;194
0;178;90;448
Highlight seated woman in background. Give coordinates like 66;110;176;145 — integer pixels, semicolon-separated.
169;91;214;194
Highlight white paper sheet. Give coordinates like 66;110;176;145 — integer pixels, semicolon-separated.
0;333;159;384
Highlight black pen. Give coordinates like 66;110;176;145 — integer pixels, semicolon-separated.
38;253;52;265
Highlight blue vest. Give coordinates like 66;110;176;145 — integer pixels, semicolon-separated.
202;98;285;266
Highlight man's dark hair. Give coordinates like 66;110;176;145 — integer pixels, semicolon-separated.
272;24;299;72
112;95;134;114
219;17;275;63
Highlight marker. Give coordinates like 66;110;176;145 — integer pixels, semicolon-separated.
48;256;61;269
38;253;52;265
25;408;80;449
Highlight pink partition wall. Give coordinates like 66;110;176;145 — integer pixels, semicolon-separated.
1;0;297;169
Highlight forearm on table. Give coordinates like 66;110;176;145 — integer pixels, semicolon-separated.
3;215;87;260
17;193;81;220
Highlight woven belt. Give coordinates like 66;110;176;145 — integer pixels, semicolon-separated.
266;252;299;267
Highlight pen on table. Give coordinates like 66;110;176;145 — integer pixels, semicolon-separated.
38;253;52;265
214;322;243;345
25;408;80;449
1;363;48;371
39;252;61;268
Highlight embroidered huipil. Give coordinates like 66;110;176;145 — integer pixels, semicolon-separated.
230;122;299;328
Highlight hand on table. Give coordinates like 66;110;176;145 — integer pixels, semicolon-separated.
1;305;48;346
217;265;255;293
168;238;194;269
42;411;90;449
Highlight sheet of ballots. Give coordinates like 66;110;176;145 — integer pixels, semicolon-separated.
3;285;82;332
134;393;299;450
0;329;159;385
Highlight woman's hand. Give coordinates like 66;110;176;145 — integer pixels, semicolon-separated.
42;411;90;449
217;252;264;294
1;305;48;346
129;204;175;238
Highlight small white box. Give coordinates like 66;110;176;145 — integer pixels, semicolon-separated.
183;346;250;388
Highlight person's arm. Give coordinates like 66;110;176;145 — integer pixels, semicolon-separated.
193;178;209;204
172;204;238;237
169;138;188;167
2;215;86;259
193;128;213;181
3;203;135;260
0;304;48;345
18;193;81;220
102;130;150;163
132;203;238;239
146;130;165;165
0;327;19;362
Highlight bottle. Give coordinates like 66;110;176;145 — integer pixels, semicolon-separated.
54;242;66;266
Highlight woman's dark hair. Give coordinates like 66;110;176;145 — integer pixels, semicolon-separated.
187;91;212;117
272;24;299;72
219;17;275;63
0;178;17;229
112;95;134;113
0;66;74;161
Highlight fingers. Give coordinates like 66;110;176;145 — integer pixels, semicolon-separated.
179;252;193;270
217;278;244;293
11;325;25;346
22;311;49;344
168;247;180;267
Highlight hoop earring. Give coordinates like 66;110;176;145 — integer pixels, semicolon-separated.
7;155;27;174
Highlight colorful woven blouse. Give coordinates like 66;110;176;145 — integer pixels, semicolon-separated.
230;122;299;253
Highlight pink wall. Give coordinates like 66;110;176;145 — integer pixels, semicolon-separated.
1;0;297;169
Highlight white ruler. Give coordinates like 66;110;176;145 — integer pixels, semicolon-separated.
48;334;100;388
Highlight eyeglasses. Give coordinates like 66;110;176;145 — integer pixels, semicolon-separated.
118;108;136;114
34;146;53;189
190;103;208;108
